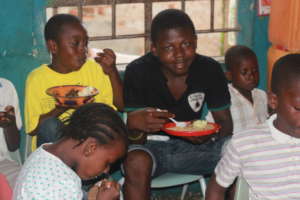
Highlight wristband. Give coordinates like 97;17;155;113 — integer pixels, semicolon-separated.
128;132;144;141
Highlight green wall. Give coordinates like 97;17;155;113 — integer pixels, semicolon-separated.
1;0;49;158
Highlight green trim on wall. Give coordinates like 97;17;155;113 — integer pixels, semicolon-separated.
1;0;50;160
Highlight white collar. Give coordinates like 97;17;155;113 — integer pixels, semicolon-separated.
268;114;300;144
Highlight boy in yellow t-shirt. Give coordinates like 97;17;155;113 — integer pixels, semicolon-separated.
25;14;123;151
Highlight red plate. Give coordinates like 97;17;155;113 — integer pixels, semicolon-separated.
162;122;220;137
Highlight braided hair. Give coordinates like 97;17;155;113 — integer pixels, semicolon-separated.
61;103;128;146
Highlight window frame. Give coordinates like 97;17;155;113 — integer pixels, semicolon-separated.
47;0;240;54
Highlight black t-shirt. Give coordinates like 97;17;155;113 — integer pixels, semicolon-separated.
124;52;230;121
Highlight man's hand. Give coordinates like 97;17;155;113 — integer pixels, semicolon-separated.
94;48;118;76
127;108;174;133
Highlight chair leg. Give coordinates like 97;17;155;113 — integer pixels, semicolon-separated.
118;177;125;200
199;176;207;199
181;184;189;200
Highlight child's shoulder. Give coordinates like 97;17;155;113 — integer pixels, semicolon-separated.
191;54;223;73
125;53;158;74
28;64;50;75
252;87;267;95
0;77;13;87
231;122;270;143
194;54;220;65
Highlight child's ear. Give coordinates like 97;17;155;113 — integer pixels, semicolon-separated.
225;71;232;81
83;139;97;157
47;39;58;54
268;91;278;110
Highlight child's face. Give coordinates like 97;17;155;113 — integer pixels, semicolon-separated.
77;139;126;180
151;27;197;77
48;22;88;73
269;79;300;136
228;56;259;92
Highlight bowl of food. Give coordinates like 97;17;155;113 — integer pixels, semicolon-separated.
46;85;99;107
162;120;220;137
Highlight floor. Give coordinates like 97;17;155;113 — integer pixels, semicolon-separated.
151;192;203;200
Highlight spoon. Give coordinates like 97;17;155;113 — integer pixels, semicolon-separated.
169;118;187;127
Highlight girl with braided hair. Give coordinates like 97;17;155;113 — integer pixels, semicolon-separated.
14;103;128;200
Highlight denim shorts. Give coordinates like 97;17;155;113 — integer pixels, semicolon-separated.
127;136;230;177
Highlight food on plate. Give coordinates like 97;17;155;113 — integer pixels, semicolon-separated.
65;89;79;97
60;86;96;97
46;85;99;107
167;120;213;132
78;86;96;96
192;120;207;129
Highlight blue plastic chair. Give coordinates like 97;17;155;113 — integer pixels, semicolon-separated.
119;173;207;200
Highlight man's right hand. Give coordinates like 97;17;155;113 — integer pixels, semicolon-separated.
127;108;174;133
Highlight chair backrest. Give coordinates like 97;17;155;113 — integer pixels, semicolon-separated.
234;176;249;200
9;149;22;165
24;134;32;159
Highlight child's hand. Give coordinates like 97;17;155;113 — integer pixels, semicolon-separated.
94;49;118;76
0;106;16;128
95;179;120;200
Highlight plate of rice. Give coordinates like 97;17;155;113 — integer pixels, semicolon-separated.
162;120;220;136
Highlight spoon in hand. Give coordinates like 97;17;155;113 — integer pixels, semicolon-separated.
169;118;187;127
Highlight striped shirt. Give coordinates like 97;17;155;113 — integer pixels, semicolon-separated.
215;114;300;200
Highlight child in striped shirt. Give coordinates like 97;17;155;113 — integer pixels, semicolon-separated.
206;54;300;200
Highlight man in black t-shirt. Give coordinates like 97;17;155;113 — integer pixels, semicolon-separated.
123;9;233;200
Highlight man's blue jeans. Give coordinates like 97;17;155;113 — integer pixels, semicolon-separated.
36;117;64;147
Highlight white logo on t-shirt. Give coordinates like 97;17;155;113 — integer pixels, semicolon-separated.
188;92;205;112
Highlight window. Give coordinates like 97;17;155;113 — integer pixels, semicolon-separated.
47;0;239;63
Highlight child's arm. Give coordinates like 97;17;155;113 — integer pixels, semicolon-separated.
95;49;124;111
206;173;227;200
0;106;20;151
29;106;70;136
28;106;68;136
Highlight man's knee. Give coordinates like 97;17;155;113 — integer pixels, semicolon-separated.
37;117;63;146
124;150;153;175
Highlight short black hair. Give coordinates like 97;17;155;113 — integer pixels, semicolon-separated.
271;54;300;94
225;45;257;71
61;103;128;146
44;14;81;41
151;9;196;44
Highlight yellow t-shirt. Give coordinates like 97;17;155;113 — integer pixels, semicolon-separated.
25;59;114;150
